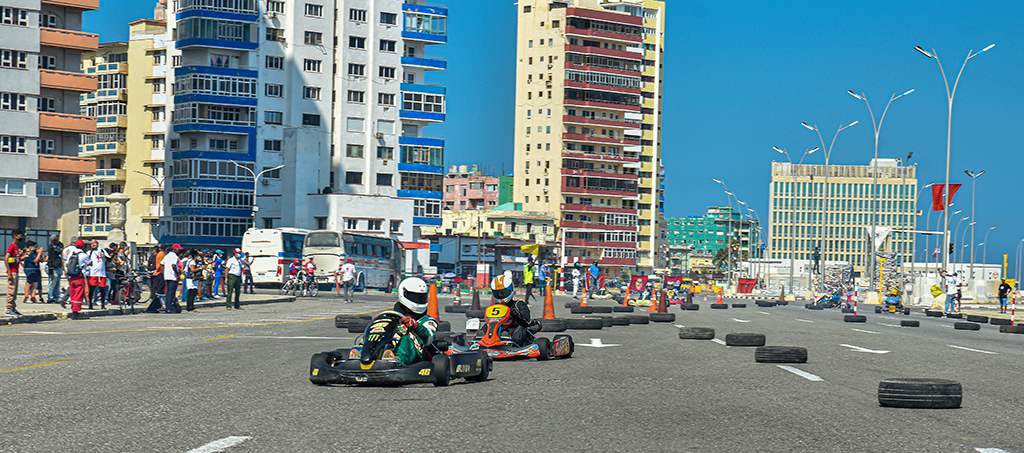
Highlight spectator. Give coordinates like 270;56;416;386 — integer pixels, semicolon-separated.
523;258;536;305
539;260;552;293
340;258;356;303
146;245;167;313
224;248;243;310
202;253;215;301
45;234;63;305
21;240;43;304
998;278;1012;314
587;260;600;298
213;250;224;297
104;242;119;306
85;240;109;310
571;262;582;299
65;239;88;314
184;249;201;313
5;228;24;317
160;244;182;313
242;252;254;294
938;268;961;315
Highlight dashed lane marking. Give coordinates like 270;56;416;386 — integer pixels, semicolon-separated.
730;318;751;323
851;328;880;335
949;345;997;355
777;365;823;381
878;323;901;328
840;344;890;354
711;338;726;345
0;360;75;373
976;448;1008;453
186;436;252;453
758;311;771;315
795;319;814;323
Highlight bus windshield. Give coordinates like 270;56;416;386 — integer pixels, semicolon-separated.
306;232;340;248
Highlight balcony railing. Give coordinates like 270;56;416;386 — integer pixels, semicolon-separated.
40;112;96;134
175;0;258;15
40;69;97;92
40;27;99;51
38;154;95;175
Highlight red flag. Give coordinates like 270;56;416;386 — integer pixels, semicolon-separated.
931;183;962;211
629;275;647;292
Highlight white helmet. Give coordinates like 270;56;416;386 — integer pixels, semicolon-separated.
491;274;514;304
398;277;429;314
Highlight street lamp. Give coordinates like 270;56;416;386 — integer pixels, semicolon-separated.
952;214;970;268
914;43;995;274
919;183;933;274
1016;238;1024;289
981;226;996;277
801;121;857;291
231;161;284;229
964;169;986;279
772;146;818;293
712;178;735;290
959;221;975;273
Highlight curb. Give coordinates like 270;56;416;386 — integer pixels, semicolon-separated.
2;295;297;326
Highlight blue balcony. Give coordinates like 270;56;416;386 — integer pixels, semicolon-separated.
413;217;443;226
399;110;444;123
402;2;447;16
401;55;446;70
402;3;447;45
398;135;444;148
176;38;258;51
170;179;251;190
402;30;447;44
176;65;258;79
398;163;444;174
397;190;443;200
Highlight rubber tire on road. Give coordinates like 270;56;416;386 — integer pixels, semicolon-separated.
535;337;552;361
900;320;920;327
436;320;451;332
570;306;595;314
966;314;988;323
678;327;715;340
998;324;1024;334
841;308;855;314
591;305;613;313
732;303;746;308
679;303;699;311
465;309;485;319
843;315;867;323
586;315;614;327
755;301;775;308
725;333;766;346
564;302;577;309
538;318;567;332
755;346;808;364
805;304;823;310
347;320;371;333
710;304;729;310
947;313;963;319
649;312;675;323
566;317;603;330
612;305;634;313
877;378;961;409
431;355;451;386
334;314;371;329
925;310;942;317
775;300;789;306
626;314;650;324
990;318;1011;326
953;322;980;331
445;305;469;313
874;306;882;314
611;315;632;326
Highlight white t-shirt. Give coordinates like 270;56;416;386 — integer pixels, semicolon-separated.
340;263;356;282
571;268;581;279
944;274;960;295
87;249;107;278
162;251;179;281
225;256;242;276
184;258;198;289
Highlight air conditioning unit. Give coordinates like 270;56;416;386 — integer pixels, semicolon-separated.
261;179;270;186
545;81;552;88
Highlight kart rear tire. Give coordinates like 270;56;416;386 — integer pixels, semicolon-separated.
626;314;649;324
612;305;634;312
466;352;491;382
725;333;766;347
874;306;882;314
710;303;728;309
678;327;714;340
431;355;451;386
843;315;867;323
538;318;568;332
903;308;911;315
947;313;963;319
679;303;699;311
953;322;980;331
900;320;920;327
591;306;613;313
649;312;675;323
586;315;614;328
807;304;824;310
732;303;746;308
991;318;1011;326
966;314;988;323
755;346;807;364
877;378;961;409
999;324;1024;334
566;317;603;330
465;309;485;319
570;306;595;314
536;337;551;361
347;320;371;333
436;320;451;332
611;315;632;326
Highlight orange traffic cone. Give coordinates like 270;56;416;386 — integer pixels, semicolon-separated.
622;290;630;307
579;285;589;307
657;289;668;313
427;283;439;319
543;284;555;320
646;287;658;312
716;291;724;305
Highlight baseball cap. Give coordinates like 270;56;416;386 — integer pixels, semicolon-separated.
215;249;223;254
172;244;182;250
75;239;85;247
234;248;241;253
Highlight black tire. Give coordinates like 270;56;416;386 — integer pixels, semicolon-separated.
444;305;468;313
966;314;988;323
347;320;371;334
564;302;577;309
900;320;920;327
725;333;766;347
466;352;490;382
844;315;867;323
755;346;807;363
925;310;942;317
678;327;714;340
775;300;789;306
566;317;603;330
115;286;129;314
731;303;746;308
309;283;319;297
570;306;595;314
679;303;699;311
710;304;728;310
990;317;1011;326
465;309;485;319
436;320;451;332
384;277;394;294
612;305;634;312
334;315;348;328
535;337;551;361
649;312;675;323
586;316;614;327
841;308;855;314
998;324;1024;334
538;318;568;332
874;306;882;314
805;304;823;310
611;315;632;326
431;355;451;386
947;313;963;319
591;306;613;313
755;301;775;308
877;378;961;409
953;322;980;331
903;308;911;315
626;314;649;324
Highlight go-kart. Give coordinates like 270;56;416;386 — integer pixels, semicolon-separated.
811;291;846;309
309;310;491;386
447;304;573;360
876;296;910;315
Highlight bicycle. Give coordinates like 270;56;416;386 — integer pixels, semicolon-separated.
280;274;299;295
115;269;147;314
297;273;318;297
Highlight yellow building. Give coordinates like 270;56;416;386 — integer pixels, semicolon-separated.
512;0;665;275
79;18;166;248
768;159;918;277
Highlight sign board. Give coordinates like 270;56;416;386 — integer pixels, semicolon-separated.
475;263;490;289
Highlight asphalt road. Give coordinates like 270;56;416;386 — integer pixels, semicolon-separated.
2;292;1022;452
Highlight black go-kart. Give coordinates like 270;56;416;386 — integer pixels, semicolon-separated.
310;310;492;386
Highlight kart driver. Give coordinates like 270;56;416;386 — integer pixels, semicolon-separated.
490;274;540;346
388;277;438;366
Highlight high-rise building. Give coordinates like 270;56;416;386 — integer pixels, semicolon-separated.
666;207;760;260
442;164;513;211
768;159;917;277
511;0;665;275
0;0;98;245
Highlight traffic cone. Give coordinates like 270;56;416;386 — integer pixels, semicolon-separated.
471;288;481;311
716;289;724;305
579;285;589;307
646;288;658;312
779;285;786;303
703;295;708;302
657;289;668;313
622;290;630;307
427;283;439;320
543;284;555;319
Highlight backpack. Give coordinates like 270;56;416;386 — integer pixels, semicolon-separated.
66;253;83;277
147;252;158;272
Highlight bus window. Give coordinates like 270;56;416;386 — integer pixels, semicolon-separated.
382;246;390;259
372;245;379;257
282;233;305;254
359;243;367;256
306;231;340;247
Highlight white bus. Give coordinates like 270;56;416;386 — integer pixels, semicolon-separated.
242;228;309;285
303;230;402;292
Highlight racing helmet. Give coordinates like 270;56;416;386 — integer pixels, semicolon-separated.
491;274;515;304
398;277;429;314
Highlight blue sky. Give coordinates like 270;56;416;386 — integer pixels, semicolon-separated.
85;1;1024;267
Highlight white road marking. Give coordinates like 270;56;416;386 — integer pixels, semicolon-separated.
949;345;997;355
777;365;823;381
673;324;685;328
840;344;890;354
187;436;252;453
577;338;619;348
758;311;771;315
851;328;880;335
878;323;901;328
730;318;751;323
711;338;726;345
795;319;814;323
976;448;1008;453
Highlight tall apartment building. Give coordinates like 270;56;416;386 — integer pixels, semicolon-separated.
0;0;98;246
443;164;513;211
667;207;760;259
768;159;917;277
512;0;665;275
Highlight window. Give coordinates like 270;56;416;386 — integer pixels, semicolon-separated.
345;218;358;230
368;220;382;231
265;27;285;42
265;55;283;69
267;1;284;13
413;199;441;218
302;86;321;100
379;66;396;79
524;5;531;12
0;178;24;195
349;8;366;22
0;7;29;26
348;63;365;76
304;31;323;45
376;173;393;186
38;139;54;154
402;93;444;113
0;49;28;69
347;90;365;103
345;144;364;158
380;12;397;25
38;55;56;70
552;20;560;28
265;83;283;97
172;55;182;67
264;111;283;124
0;136;26;153
264;139;282;152
379;39;396;52
376;146;394;159
390;220;401;233
378;93;395;106
349;36;366;49
262;166;281;179
36;181;60;197
376;119;394;134
0;92;27;111
345;172;363;184
305;3;323;17
37;98;55;112
39;13;57;28
301;114;321;126
316;218;327;230
303;59;322;72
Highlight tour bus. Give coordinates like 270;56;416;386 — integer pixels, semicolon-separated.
303;230;403;292
241;228;309;285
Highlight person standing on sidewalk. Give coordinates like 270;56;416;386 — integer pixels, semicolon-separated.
202;254;215;301
224;249;243;309
21;241;43;304
939;269;961;315
64;240;88;314
571;262;582;299
45;234;63;305
998;278;1012;314
340;258;356;303
213;250;224;298
85;240;109;310
522;258;536;305
146;245;166;313
160;244;182;313
538;260;552;297
184;249;201;313
5;228;25;317
242;252;254;294
587;260;601;298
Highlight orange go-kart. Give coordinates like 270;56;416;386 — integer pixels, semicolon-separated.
446;304;573;360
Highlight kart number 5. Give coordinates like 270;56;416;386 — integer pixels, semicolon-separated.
486;305;509;318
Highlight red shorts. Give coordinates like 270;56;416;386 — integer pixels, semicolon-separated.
87;276;108;287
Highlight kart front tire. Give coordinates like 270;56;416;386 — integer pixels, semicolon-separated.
535;337;551;361
432;355;451;386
